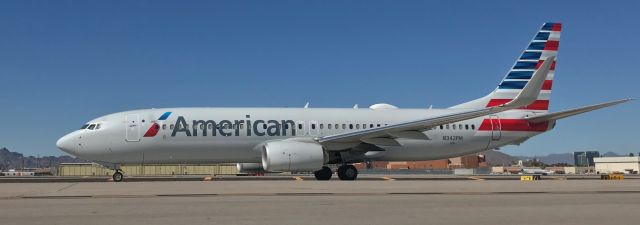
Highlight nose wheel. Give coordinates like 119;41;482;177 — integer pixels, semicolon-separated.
337;165;358;180
112;170;124;182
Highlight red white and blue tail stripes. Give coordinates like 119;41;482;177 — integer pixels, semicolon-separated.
490;22;561;111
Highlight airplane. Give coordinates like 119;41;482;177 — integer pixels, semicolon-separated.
56;22;631;182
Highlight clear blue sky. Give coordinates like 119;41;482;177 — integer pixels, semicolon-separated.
0;0;638;156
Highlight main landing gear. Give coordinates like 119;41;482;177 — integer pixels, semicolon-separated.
112;170;124;182
337;165;358;181
314;166;333;180
313;165;358;181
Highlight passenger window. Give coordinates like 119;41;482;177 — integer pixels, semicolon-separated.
459;124;463;130
446;124;450;129
465;124;469;130
163;124;167;130
370;124;374;128
328;124;332;129
362;124;366;129
240;124;245;129
452;124;456;130
200;124;204;129
377;124;381;127
349;124;353;129
312;124;316;129
88;124;96;130
342;124;346;129
298;124;303;130
335;124;339;129
356;124;360;129
320;124;324;129
440;125;444;129
263;124;267;129
170;124;174;130
472;124;476;130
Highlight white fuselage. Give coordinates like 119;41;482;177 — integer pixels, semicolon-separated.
56;107;552;165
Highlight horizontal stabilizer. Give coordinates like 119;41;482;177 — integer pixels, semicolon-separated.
526;99;633;123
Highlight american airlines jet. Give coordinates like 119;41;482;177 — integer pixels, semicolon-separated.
56;23;630;181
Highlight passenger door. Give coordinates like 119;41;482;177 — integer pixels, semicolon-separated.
125;114;141;142
489;115;501;141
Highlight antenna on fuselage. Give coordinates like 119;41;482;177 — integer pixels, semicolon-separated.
353;104;359;109
304;102;310;108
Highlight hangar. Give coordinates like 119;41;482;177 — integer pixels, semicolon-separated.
594;156;640;174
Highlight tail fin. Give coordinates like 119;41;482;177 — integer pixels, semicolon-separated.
451;22;561;111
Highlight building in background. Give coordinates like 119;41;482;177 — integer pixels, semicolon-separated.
58;163;238;176
594;156;640;174
574;151;600;167
354;154;486;170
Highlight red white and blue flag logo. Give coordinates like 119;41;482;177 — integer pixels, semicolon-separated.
143;112;172;137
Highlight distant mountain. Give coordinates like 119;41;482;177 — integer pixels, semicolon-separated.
515;153;571;165
518;153;575;165
0;147;87;170
602;151;622;157
481;150;518;166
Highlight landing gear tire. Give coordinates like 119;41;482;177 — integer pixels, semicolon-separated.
314;166;333;180
112;171;124;182
337;165;358;181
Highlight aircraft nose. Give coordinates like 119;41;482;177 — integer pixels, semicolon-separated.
56;133;76;154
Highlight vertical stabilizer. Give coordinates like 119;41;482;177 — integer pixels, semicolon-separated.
451;22;561;111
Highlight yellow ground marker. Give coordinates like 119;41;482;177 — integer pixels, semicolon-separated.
468;176;485;181
294;176;304;181
203;176;213;181
382;176;395;181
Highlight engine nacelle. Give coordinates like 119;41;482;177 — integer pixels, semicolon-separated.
262;140;326;172
236;163;269;173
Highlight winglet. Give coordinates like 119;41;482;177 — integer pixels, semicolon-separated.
502;56;555;109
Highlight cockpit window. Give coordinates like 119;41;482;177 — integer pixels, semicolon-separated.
87;124;96;130
80;124;89;130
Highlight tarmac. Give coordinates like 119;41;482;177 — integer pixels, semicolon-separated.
1;175;639;225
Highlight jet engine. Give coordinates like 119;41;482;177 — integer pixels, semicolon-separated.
236;163;269;173
261;140;327;172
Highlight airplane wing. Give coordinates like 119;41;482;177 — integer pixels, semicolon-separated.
315;56;555;146
526;98;633;123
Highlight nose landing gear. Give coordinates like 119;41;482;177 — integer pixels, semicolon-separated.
112;170;124;182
